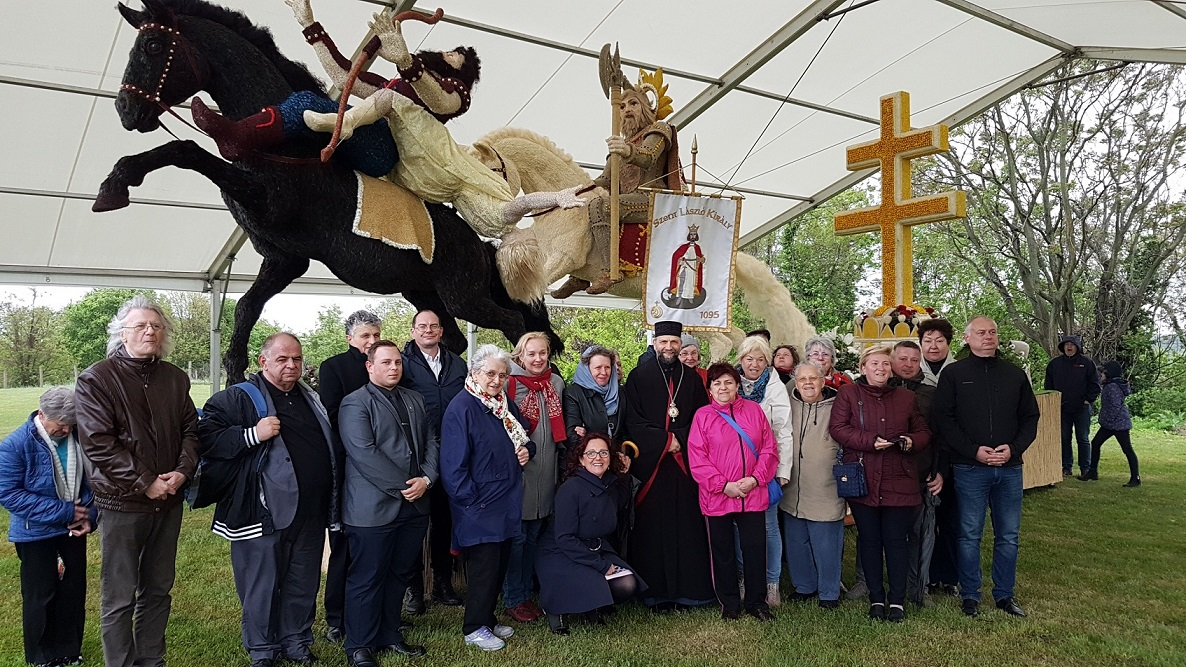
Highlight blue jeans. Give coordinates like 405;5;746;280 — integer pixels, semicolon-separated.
780;513;844;601
952;464;1023;602
736;504;782;585
502;518;547;609
1061;402;1092;473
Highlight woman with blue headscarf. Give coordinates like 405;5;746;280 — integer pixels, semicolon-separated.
564;346;625;450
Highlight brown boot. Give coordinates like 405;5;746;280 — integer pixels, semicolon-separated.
585;275;621;295
191;97;286;161
550;276;591;299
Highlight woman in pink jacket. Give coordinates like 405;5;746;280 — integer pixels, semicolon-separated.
688;363;780;622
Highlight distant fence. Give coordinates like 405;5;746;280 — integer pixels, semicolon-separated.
1;361;213;389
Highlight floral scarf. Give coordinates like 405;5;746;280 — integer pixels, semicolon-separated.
510;365;566;442
738;365;772;404
464;375;530;449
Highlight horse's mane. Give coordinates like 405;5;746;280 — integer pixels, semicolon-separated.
474;127;580;168
161;0;324;93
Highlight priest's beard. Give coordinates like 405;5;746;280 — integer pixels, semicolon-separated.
656;348;679;367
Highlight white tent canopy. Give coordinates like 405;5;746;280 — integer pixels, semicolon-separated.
2;0;1183;297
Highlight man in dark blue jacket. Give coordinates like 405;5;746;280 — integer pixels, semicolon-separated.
400;309;467;608
199;333;338;667
1043;335;1100;477
933;317;1039;619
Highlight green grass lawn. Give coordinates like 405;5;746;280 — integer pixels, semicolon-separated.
0;386;1183;666
0;385;215;440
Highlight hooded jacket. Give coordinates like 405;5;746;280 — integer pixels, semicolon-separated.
1044;335;1101;407
779;387;845;522
1098;361;1133;431
75;347;199;513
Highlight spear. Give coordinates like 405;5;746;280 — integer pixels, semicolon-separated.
599;44;623;282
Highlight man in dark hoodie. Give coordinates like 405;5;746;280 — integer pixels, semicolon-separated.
933;317;1040;618
1043;335;1101;477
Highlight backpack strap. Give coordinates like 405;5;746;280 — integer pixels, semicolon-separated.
233;381;268;420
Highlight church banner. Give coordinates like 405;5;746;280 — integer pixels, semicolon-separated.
642;192;741;332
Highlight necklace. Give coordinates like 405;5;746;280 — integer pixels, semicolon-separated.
657;356;685;419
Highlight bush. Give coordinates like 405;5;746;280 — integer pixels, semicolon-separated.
1128;386;1186;418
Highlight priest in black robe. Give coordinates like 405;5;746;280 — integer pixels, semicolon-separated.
622;321;713;611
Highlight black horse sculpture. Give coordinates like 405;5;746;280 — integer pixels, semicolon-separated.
95;0;559;383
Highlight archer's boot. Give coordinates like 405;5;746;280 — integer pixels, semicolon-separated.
551;276;591;299
192;97;286;161
585;274;623;295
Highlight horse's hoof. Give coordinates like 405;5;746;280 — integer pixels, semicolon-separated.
93;190;130;212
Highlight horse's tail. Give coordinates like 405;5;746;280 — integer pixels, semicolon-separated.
496;229;548;303
733;251;817;350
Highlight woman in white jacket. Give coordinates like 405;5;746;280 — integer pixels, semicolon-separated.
735;335;794;607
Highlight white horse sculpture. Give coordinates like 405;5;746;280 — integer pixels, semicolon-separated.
469;127;816;359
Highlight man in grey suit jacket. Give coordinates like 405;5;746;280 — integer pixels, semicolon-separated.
338;341;439;666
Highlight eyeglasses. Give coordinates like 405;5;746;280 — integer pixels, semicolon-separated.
414;324;443;332
123;323;164;333
478;369;509;381
807;351;831;359
583;450;612;459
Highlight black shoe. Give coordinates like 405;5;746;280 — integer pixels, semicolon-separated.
1077;470;1098;481
941;584;960;597
721;608;741;620
789;590;818;602
1124;476;1141;487
546;613;570;635
286;648;317;664
346;648;379;667
961;598;979;617
650;601;676;614
250;660;275;667
887;605;905;623
377;642;426;658
747;607;775;622
995;597;1027;617
868;603;886;621
1063;469;1072;477
403;587;426;616
582;609;606;625
325;626;345;644
819;599;840;610
431;577;464;606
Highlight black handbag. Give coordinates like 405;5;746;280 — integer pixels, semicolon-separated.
832;391;868;498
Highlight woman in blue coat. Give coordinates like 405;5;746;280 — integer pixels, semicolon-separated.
536;433;645;635
440;345;536;652
0;387;97;667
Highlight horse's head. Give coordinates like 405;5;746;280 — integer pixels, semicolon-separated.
470;140;522;195
115;0;209;132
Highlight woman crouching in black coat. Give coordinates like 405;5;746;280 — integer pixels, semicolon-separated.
536;433;645;635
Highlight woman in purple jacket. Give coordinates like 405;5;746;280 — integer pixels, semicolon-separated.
830;346;931;622
688;363;780;622
1083;360;1139;486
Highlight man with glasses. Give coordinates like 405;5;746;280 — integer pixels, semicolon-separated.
933;317;1039;618
399;310;468;609
75;295;199;667
318;310;382;642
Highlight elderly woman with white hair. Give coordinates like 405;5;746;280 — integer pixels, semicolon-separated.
440;345;535;652
735;335;793;607
0;387;97;667
803;336;852;389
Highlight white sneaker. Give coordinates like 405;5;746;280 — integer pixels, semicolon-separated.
464;626;505;651
491;624;515;639
766;582;782;607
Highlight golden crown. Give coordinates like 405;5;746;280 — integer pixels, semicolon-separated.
638;67;673;120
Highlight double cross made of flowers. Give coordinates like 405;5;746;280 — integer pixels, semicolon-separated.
833;91;966;310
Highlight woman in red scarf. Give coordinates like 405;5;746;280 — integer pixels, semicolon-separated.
503;332;567;622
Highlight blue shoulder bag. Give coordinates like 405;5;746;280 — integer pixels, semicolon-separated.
716;410;783;505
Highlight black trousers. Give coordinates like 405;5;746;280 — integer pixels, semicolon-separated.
428;483;456;579
460;540;511;634
705;512;767;613
16;535;88;665
344;513;429;651
850;503;914;606
929;480;960;587
323;530;349;630
1090;428;1139;478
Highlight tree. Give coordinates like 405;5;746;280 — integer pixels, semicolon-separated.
60;288;152;369
0;290;74;386
297;305;347;371
922;61;1186;363
743;187;878;334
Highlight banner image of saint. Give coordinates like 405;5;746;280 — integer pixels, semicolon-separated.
663;225;707;309
643;192;741;332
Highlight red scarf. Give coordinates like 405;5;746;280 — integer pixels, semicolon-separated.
511;370;566;442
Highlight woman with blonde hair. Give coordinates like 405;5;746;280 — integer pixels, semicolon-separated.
502;332;567;623
735;335;793;606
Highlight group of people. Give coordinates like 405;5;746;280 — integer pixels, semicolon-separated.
0;292;1145;667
